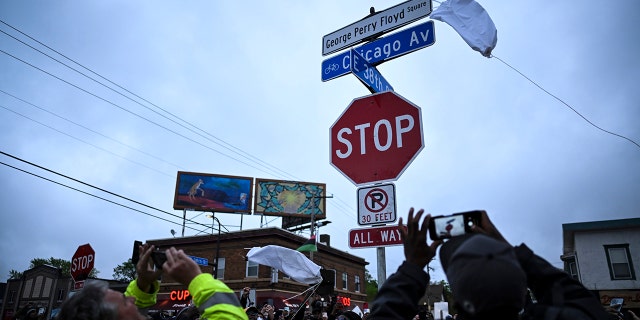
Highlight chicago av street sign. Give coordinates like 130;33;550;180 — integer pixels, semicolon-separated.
322;0;432;56
349;225;403;248
322;20;435;82
351;49;393;93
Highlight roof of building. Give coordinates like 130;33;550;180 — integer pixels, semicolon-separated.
562;217;640;231
148;226;368;265
562;217;640;256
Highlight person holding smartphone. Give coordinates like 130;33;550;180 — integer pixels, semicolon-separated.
57;243;248;320
369;208;611;320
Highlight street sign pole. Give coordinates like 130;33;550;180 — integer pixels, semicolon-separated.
323;1;433;288
377;247;386;288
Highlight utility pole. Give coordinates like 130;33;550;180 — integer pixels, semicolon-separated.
207;213;221;279
309;194;333;261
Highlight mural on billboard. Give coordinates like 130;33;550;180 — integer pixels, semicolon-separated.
173;171;253;213
254;179;326;219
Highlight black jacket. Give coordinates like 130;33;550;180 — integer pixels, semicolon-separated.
370;261;431;319
369;243;611;320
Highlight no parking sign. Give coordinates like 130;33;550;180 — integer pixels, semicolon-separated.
357;183;396;226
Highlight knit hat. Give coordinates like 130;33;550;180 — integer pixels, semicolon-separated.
439;234;527;317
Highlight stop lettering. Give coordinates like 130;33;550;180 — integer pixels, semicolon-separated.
334;114;415;158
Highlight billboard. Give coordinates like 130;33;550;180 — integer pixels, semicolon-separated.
254;178;326;219
173;171;253;213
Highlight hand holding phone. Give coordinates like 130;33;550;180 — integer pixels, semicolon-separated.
151;250;167;269
132;240;143;265
133;240;167;269
610;298;624;313
428;211;482;241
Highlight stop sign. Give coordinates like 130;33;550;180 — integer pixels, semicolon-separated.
71;243;95;282
330;91;423;185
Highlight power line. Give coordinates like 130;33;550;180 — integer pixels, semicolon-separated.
491;54;640;150
0;20;299;181
0;150;323;249
0;92;356;231
0;104;174;178
0;160;206;233
0;20;360;223
0;89;184;170
0;149;208;232
1;47;283;177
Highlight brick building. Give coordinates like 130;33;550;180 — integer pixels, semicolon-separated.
146;226;369;313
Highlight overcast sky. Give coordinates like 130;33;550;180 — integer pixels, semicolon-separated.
1;1;638;287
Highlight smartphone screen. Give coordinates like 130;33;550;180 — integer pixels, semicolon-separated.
429;211;482;241
610;298;623;312
434;214;466;239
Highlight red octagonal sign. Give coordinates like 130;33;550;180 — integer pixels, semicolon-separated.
331;91;424;185
71;243;95;282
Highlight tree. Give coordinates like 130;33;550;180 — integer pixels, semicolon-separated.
438;280;456;315
8;269;23;280
438;280;452;302
112;258;136;282
365;269;378;302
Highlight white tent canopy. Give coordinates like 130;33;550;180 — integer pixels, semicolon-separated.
246;245;323;285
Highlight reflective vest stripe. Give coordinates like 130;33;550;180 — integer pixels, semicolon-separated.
198;291;242;312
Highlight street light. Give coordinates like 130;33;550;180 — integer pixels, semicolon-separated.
206;213;221;279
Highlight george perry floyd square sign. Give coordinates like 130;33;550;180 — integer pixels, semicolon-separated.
322;0;432;56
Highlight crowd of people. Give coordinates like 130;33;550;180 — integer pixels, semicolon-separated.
240;289;365;320
49;209;633;320
13;305;47;320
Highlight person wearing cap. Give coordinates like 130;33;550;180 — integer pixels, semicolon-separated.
369;208;611;320
57;243;247;320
